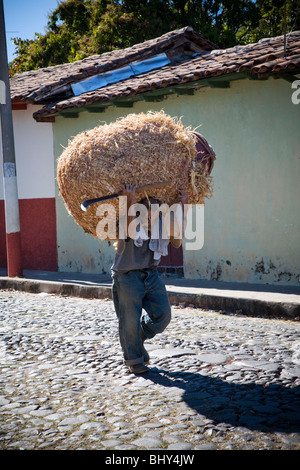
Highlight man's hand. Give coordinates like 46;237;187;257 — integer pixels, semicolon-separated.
122;183;136;207
178;187;188;206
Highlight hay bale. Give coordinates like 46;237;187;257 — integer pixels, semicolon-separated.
57;111;214;238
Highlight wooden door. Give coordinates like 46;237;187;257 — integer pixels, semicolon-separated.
159;243;183;276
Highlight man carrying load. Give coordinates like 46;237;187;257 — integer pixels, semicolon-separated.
112;185;188;374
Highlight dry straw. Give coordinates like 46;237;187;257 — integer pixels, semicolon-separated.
57;110;214;239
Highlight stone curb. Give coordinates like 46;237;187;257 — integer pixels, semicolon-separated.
0;277;112;300
0;276;299;320
167;292;300;320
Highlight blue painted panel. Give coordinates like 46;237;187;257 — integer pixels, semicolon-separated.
71;54;170;96
130;53;170;74
71;65;133;96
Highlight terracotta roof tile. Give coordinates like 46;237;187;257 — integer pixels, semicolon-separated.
9;27;300;122
10;26;215;103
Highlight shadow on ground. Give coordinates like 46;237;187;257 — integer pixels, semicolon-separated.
143;368;300;433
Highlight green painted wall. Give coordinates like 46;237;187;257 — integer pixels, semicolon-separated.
53;75;300;285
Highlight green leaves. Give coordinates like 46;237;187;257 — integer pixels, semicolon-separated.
9;0;300;76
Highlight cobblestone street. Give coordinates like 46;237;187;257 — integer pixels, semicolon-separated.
0;290;300;451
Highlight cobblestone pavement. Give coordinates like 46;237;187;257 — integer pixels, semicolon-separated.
0;290;300;451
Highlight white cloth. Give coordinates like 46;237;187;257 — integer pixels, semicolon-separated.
133;203;183;260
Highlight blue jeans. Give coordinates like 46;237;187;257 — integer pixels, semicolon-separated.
112;269;171;366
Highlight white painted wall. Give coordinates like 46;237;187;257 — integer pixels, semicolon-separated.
0;105;55;199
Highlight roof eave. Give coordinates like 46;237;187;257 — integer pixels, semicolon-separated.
33;68;300;122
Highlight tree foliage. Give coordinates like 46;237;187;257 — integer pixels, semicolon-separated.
9;0;300;76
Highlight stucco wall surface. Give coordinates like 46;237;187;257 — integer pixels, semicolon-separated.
0;105;57;270
53;76;300;285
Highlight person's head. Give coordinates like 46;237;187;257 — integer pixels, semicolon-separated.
138;196;160;210
137;196;161;228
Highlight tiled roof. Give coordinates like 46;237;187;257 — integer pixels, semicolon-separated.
10;27;215;102
10;26;300;122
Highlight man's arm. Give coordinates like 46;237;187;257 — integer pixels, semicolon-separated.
170;188;188;248
121;183;136;238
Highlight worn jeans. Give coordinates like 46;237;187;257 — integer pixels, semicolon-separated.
112;268;171;366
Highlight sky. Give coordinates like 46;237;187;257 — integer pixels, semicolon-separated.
3;0;60;62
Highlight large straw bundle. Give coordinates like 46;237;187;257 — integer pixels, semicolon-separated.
57;111;214;239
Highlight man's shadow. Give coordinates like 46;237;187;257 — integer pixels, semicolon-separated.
143;368;300;433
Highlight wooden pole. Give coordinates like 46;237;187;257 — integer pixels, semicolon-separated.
0;0;23;277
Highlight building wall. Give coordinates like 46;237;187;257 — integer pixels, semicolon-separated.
181;76;300;285
53;75;300;285
53;113;117;275
0;105;57;270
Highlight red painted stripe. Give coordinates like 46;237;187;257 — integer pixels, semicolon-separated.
6;231;22;276
0;200;6;267
12;100;27;110
0;198;57;271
